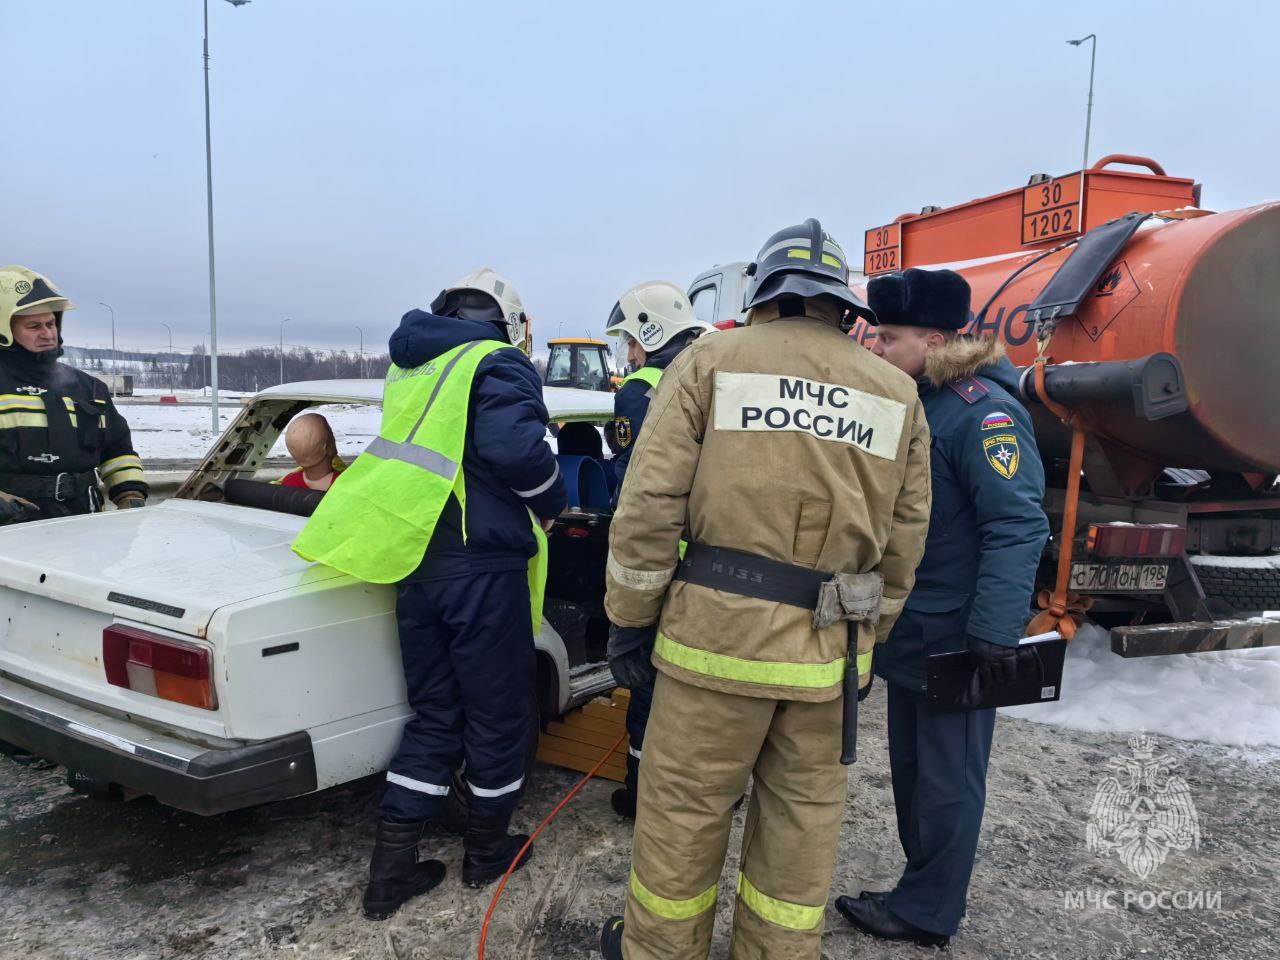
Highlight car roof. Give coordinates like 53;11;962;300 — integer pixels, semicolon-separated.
254;379;615;420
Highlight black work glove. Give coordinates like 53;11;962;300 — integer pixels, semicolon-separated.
608;623;657;690
0;491;39;525
969;635;1020;689
858;671;874;702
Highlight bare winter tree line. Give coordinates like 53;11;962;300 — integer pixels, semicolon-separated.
178;345;392;392
65;345;391;392
65;344;549;393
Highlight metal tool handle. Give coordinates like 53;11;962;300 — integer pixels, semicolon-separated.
840;633;858;765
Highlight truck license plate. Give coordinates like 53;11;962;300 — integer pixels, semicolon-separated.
1069;561;1169;594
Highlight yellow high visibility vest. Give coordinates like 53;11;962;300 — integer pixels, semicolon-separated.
292;340;549;632
621;366;663;390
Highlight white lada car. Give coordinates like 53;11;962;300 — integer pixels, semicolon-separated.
0;381;620;817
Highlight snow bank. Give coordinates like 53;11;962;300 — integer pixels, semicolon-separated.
1001;624;1280;748
121;401;381;461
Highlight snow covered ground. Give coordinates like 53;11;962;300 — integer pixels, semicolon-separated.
120;399;381;462
119;396;572;462
1001;624;1280;749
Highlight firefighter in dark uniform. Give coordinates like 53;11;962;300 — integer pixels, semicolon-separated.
602;280;711;820
835;268;1049;948
0;267;147;523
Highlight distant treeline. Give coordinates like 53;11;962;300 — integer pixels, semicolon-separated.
178;345;392;392
64;344;391;391
65;344;548;391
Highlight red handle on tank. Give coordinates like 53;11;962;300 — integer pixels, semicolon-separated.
1089;154;1167;176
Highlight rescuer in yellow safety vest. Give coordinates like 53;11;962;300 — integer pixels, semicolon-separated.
601;281;712;820
293;268;566;921
597;220;932;960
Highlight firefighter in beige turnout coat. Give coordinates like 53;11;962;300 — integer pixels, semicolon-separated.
598;220;932;960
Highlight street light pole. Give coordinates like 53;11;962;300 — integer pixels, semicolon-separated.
1067;34;1097;171
355;325;363;378
159;322;174;393
98;301;116;395
279;317;291;385
204;0;251;433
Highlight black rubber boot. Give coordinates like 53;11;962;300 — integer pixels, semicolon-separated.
462;811;533;888
362;819;446;921
599;916;625;959
610;787;637;820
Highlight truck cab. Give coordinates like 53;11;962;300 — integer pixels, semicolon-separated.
544;338;614;392
688;263;749;329
688;261;870;330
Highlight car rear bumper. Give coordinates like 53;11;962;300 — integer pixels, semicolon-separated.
0;675;316;815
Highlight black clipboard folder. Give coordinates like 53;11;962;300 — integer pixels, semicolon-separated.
925;632;1067;712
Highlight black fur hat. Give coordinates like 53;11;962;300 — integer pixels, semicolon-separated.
866;268;971;330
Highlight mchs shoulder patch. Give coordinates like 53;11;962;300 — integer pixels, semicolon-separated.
712;371;907;461
615;417;632;448
981;411;1015;431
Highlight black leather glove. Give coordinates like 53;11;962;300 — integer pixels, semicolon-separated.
857;671;874;702
969;635;1020;688
0;491;39;525
608;623;657;690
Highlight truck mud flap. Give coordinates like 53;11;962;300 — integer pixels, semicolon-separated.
1111;617;1280;658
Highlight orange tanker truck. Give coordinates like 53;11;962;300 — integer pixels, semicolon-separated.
691;155;1280;658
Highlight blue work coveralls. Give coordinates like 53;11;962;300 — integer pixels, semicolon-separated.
379;311;566;824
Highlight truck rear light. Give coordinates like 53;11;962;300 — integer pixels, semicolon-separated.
713;320;740;331
1085;523;1186;558
103;625;217;710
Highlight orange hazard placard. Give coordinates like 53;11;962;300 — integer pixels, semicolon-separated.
1075;259;1141;341
1022;175;1083;244
864;223;901;276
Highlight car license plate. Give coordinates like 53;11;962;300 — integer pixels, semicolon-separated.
1069;561;1169;594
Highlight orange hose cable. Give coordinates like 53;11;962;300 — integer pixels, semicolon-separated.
1027;359;1091;640
477;729;629;959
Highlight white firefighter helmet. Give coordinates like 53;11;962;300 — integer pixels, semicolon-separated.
430;266;528;350
605;281;711;352
0;265;75;348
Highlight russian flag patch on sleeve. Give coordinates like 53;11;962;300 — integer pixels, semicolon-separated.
980;411;1015;431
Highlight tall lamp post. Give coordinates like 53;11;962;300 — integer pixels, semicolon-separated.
279;317;291;385
1066;34;1097;171
159;322;174;393
355;325;364;378
98;301;116;395
204;0;252;432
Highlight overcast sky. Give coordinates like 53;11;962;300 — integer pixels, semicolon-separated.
6;0;1278;355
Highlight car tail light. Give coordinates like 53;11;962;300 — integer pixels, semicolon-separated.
103;625;217;709
713;320;740;331
1085;523;1186;559
560;525;591;539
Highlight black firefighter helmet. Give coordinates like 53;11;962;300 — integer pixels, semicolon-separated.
743;218;875;326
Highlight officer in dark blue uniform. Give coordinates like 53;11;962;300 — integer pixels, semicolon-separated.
835;269;1049;948
602;280;710;819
